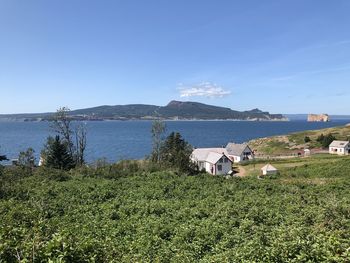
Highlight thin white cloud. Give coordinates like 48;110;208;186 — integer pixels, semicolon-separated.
178;82;231;98
334;40;350;46
270;64;350;83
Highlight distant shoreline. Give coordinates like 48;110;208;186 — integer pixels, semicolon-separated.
0;118;290;122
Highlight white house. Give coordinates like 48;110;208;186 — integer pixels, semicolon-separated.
191;148;233;175
329;140;350;155
261;164;278;175
225;143;254;163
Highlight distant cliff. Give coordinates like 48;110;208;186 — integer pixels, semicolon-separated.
307;114;330;122
0;101;287;121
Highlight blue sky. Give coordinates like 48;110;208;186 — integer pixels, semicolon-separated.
0;0;350;114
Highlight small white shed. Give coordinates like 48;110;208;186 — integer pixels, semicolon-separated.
304;149;311;157
261;164;278;175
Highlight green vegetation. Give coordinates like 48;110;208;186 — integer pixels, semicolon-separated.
1;154;350;262
250;125;350;155
159;132;198;174
304;136;311;143
50;107;87;167
18;148;36;168
150;119;166;163
149;120;198;175
0;147;7;162
44;135;75;170
316;133;336;148
0;101;285;121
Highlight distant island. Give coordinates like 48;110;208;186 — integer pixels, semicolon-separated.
307;114;330;122
0;100;287;121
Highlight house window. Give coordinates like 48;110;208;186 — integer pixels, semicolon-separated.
224;157;228;163
217;165;222;171
218;158;223;163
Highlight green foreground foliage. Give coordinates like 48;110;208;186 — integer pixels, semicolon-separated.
1;157;350;262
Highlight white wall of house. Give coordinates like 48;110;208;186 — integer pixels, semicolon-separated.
199;158;232;175
329;146;350;155
205;162;212;174
229;155;241;163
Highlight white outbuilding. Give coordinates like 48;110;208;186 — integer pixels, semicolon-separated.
191;148;233;175
329;140;350;155
304;149;311;157
261;164;278;175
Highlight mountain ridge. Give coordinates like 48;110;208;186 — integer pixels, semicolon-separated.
0;101;286;121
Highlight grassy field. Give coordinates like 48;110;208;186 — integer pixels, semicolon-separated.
238;153;347;177
249;124;350;156
1;155;350;262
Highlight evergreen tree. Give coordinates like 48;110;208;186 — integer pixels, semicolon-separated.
322;134;336;148
160;132;198;174
316;133;336;148
304;136;311;143
0;147;8;162
45;135;75;170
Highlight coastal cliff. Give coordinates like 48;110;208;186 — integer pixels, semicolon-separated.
307;114;330;122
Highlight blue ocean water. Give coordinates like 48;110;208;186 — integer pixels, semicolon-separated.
0;120;349;163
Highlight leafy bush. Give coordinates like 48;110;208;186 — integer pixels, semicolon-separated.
304;136;311;143
0;158;350;261
18;147;36;167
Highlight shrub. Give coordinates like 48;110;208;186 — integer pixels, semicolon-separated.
304;136;311;143
317;133;336;148
18;148;36;168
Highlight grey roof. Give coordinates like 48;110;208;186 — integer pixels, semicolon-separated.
206;152;225;164
226;143;251;156
191;148;231;164
329;140;349;148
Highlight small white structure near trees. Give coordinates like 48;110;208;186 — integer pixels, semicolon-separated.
329;140;350;155
226;143;254;163
304;149;311;157
191;148;233;175
261;164;278;176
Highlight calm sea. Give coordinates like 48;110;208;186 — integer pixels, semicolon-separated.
0;120;349;163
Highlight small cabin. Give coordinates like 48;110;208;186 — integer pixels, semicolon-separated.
261;164;278;176
329;140;350;155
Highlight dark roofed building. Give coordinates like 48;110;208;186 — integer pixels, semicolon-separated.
226;143;254;163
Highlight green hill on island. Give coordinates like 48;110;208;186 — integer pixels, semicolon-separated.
0;101;286;121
